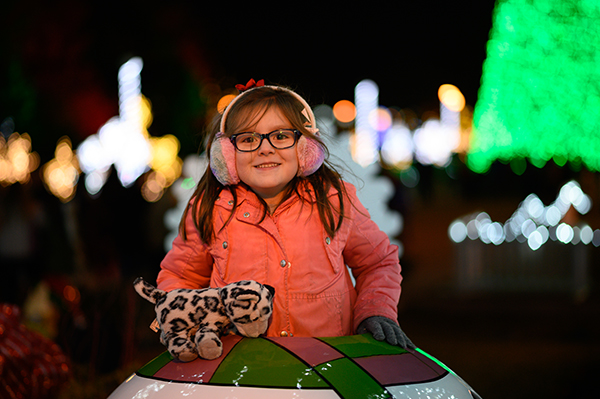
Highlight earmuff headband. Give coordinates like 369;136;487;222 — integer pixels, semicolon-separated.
210;82;325;186
219;85;317;132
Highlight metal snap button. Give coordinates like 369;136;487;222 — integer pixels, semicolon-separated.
280;260;287;268
280;331;288;337
222;241;228;249
325;237;331;245
244;212;250;218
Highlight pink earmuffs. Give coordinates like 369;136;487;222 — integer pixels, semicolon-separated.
209;83;326;186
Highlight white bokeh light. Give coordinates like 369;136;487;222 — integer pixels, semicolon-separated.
449;181;597;250
381;123;414;166
353;80;379;166
77;57;152;193
413;120;460;167
448;221;467;243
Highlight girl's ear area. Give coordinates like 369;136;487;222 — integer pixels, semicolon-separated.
297;132;325;177
209;133;240;185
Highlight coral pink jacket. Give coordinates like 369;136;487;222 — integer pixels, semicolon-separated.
157;182;402;338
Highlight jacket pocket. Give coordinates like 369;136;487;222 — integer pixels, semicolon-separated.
288;281;356;337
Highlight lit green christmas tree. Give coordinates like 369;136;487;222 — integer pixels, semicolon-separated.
468;0;600;173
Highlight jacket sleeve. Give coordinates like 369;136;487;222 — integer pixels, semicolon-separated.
341;183;402;332
156;203;214;291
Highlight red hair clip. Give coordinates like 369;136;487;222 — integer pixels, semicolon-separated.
235;79;265;92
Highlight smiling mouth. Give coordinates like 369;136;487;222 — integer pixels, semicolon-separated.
255;163;280;169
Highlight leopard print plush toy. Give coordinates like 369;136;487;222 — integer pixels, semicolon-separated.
133;278;275;361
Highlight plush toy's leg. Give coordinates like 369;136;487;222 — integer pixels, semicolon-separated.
175;346;199;362
168;336;199;362
195;328;223;360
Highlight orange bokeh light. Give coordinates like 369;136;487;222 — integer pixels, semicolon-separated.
438;84;465;112
332;100;357;123
217;94;236;114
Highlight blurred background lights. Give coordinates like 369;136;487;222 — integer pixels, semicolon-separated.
77;57;151;190
439;84;463;141
217;94;236;114
324;81;469;176
141;171;165;203
42;137;80;203
399;166;420;188
149;134;182;181
0;132;39;186
142;135;183;202
559;180;592;214
556;223;574;244
580;225;594;245
469;0;600;173
113;57;151;186
449;180;599;250
353;79;379;166
332;100;356;124
413;119;460;167
76;57;182;200
118;57;145;124
77;134;110;195
381;123;414;168
528;227;546;251
449;220;468;243
163;154;207;251
438;84;466;113
369;107;393;132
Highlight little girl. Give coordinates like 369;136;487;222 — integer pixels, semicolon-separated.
157;79;414;349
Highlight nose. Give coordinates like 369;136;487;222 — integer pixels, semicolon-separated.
256;135;276;154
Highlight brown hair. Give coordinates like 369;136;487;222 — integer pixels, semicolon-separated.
181;86;349;243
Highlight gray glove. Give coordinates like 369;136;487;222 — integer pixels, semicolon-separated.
357;316;416;350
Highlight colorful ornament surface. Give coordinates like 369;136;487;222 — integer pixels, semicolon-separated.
108;334;480;399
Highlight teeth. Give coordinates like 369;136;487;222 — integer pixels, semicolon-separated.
256;163;279;168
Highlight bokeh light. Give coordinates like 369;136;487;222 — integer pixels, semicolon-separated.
353;80;379;166
449;180;598;250
141;171;166;203
369;107;393;132
398;166;420;188
438;84;465;113
449;220;468;243
143;135;183;202
413;119;460;167
381;123;414;168
469;0;600;173
42;137;80;203
332;100;356;123
0;132;39;186
76;57;182;200
217;94;236;114
77;57;152;191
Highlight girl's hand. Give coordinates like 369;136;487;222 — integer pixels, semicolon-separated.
357;316;416;350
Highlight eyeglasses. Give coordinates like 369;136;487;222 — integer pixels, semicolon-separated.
229;129;301;152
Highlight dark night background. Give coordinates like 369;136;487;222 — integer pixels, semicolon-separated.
1;0;497;153
1;1;599;398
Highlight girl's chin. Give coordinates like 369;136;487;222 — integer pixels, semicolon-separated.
250;185;289;200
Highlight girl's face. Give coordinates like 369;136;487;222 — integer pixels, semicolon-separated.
234;107;299;204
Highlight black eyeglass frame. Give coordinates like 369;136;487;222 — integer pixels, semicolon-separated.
229;129;302;152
